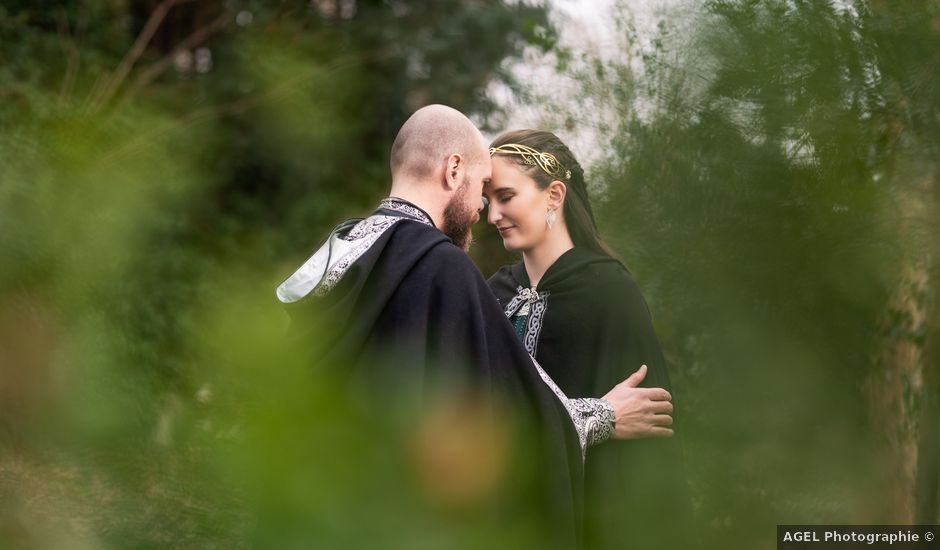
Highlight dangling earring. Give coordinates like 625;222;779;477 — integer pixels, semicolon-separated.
546;208;556;229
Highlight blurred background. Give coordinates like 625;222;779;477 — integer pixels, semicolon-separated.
0;0;938;548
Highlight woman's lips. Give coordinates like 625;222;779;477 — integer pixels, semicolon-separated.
497;225;515;234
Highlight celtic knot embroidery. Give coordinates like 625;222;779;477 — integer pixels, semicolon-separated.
504;285;549;355
313;215;402;296
529;359;615;459
379;198;434;226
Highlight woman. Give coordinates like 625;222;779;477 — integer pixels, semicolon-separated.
485;130;695;549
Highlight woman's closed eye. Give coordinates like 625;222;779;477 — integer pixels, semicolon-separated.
497;194;514;204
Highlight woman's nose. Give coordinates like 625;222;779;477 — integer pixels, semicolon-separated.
487;201;501;225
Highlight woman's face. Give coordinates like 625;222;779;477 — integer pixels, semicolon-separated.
484;156;552;252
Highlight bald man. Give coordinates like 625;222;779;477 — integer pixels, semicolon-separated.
276;105;671;546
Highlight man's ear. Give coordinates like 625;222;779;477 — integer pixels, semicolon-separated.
547;180;567;210
443;153;463;190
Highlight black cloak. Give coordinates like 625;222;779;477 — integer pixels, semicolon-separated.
278;199;585;546
488;247;696;550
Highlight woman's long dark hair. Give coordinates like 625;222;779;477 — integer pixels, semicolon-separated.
490;129;619;260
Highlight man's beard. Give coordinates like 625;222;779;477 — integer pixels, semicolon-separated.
441;177;476;251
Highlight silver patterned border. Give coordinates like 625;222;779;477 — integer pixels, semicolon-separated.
503;285;550;356
307;199;431;297
313;215;402;296
503;290;526;317
523;298;548;356
379;198;434;227
505;285;613;456
529;358;613;460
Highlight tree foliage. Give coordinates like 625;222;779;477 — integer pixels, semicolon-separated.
560;1;939;547
0;2;556;547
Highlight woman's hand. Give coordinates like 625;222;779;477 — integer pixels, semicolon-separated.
602;365;674;439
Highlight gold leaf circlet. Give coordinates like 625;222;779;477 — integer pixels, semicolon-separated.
490;144;572;181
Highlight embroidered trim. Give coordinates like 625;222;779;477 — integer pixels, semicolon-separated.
505;286;612;457
504;291;526;316
379;198;434;227
305;200;431;298
314;215;402;296
345;215;396;240
504;285;549;356
571;398;614;446
529;358;614;459
524;299;547;356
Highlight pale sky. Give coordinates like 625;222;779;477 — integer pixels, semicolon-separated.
485;0;682;170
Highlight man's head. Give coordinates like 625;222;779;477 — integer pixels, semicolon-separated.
389;105;491;250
